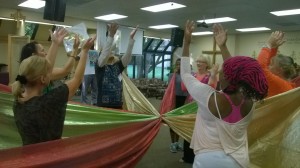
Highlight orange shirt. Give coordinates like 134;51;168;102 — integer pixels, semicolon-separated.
257;47;295;97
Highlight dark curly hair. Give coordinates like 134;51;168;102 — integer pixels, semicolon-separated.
223;56;268;101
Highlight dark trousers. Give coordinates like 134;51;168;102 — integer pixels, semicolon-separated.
183;140;194;163
175;96;186;108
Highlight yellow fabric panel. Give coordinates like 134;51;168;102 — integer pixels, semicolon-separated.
122;73;160;116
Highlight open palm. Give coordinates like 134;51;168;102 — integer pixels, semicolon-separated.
213;24;227;47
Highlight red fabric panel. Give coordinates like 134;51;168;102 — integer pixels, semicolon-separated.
159;74;176;114
0;119;161;168
0;84;11;93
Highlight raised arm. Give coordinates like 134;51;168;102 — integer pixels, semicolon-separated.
46;27;68;74
66;36;96;100
121;25;138;67
208;64;219;89
213;24;232;60
97;23;118;67
50;34;80;80
258;31;285;68
182;21;194;58
181;20;214;102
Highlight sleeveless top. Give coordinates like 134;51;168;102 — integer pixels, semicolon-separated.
221;93;245;123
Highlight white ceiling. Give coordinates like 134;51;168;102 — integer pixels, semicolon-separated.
0;0;300;34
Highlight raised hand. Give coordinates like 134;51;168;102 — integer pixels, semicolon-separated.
73;34;80;50
209;64;219;77
82;36;96;51
267;31;285;48
108;23;119;38
130;25;139;39
49;27;68;45
213;24;227;47
184;20;195;45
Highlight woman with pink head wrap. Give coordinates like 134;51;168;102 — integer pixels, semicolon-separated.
181;20;268;168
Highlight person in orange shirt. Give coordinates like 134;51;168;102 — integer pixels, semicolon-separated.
257;31;296;97
213;23;297;97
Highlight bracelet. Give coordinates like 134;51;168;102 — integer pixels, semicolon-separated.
68;56;80;61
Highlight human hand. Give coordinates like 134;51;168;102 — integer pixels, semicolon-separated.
209;64;219;77
213;24;227;47
130;25;139;39
184;20;195;45
73;34;80;49
82;36;96;51
49;27;68;45
267;31;285;48
108;23;119;37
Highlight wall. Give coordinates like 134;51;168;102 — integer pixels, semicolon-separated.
235;31;300;64
189;34;236;68
1;7;300;75
190;31;300;67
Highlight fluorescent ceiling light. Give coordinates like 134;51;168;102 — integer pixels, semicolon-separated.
141;2;186;12
94;14;127;21
236;27;270;32
270;8;300;16
192;31;213;36
149;24;178;29
144;36;170;41
18;0;45;9
144;36;161;39
25;20;71;27
197;17;237;24
0;17;15;21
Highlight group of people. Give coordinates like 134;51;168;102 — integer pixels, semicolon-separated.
162;21;299;168
11;23;138;146
9;18;299;168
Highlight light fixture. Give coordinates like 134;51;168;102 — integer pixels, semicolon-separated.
144;36;161;39
149;24;178;29
18;0;45;9
144;36;170;41
270;8;300;16
192;31;213;36
141;2;186;12
94;14;128;21
25;20;71;27
197;17;237;24
0;17;15;21
236;27;270;32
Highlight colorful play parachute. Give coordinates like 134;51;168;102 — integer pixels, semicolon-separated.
0;74;300;168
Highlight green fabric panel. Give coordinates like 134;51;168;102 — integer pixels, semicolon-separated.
0;92;158;149
163;102;198;116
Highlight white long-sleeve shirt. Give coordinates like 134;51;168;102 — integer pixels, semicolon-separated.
97;37;135;67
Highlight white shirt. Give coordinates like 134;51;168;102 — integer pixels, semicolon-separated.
180;57;253;168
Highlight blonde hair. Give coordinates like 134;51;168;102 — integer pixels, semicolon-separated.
196;55;212;69
11;56;51;98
